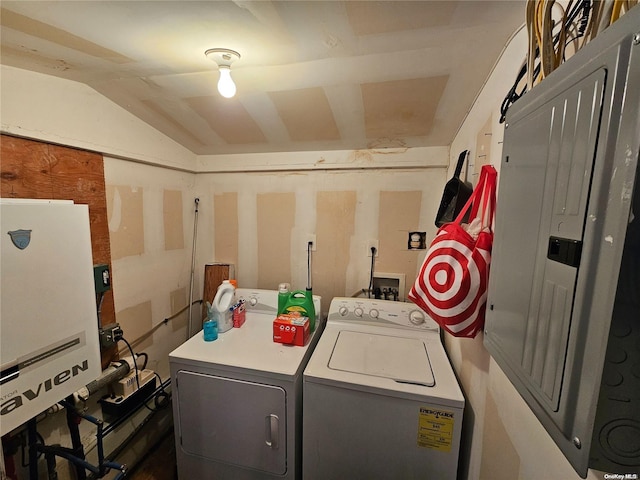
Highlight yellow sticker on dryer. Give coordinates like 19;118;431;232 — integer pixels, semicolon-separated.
417;407;454;451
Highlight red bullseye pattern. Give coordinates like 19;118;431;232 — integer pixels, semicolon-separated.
410;226;493;338
409;164;497;338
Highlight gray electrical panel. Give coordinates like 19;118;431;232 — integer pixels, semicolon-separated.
484;6;639;478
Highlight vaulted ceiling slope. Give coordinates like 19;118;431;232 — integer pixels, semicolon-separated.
0;1;525;156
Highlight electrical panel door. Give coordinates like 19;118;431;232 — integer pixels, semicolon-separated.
485;67;605;414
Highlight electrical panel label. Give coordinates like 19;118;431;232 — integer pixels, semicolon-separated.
417;407;454;451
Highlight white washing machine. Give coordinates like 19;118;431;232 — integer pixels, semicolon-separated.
169;288;321;480
303;297;465;479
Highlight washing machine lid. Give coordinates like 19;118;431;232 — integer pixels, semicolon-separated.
329;330;435;386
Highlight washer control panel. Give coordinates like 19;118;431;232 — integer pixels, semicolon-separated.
328;297;439;332
236;288;322;319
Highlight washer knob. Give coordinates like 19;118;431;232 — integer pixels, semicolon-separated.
249;296;258;306
369;309;379;318
338;306;349;316
354;307;364;317
409;310;425;325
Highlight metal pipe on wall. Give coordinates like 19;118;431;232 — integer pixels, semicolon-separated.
187;198;200;340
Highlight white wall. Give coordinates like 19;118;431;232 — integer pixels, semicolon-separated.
447;24;607;480
0;65;196;171
0;66;197;479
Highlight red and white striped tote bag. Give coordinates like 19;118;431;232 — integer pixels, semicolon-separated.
409;165;497;338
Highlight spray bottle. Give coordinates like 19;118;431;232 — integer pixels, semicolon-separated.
203;302;218;341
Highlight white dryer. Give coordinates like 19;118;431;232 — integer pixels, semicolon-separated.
169;288;321;480
303;297;464;479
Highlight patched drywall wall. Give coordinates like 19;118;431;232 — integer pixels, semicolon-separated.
195;167;445;310
104;157;196;379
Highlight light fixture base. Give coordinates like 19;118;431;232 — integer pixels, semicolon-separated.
205;48;241;68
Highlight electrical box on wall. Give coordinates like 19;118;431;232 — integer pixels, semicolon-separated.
372;273;406;301
484;8;640;477
94;264;111;293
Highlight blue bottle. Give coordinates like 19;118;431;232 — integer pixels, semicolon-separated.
203;302;218;341
203;318;218;341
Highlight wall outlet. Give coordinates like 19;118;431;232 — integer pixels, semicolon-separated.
305;234;317;251
367;239;379;257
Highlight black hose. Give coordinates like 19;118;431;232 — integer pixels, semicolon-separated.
368;247;377;298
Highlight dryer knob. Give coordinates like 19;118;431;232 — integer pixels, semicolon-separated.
354;307;364;317
369;309;379;318
338;306;349;316
409;310;425;325
249;296;258;306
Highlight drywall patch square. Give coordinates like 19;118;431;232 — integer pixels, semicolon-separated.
116;300;153;351
257;192;295;288
479;392;521;480
186;96;267;144
163;189;184;251
378;191;422;300
106;185;144;260
170;287;188;332
315;190;356;304
214;192;239;267
269;88;340;142
362;76;449;139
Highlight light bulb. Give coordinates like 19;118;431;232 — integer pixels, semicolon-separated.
217;67;236;98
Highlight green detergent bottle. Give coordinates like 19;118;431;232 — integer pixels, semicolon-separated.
280;288;316;331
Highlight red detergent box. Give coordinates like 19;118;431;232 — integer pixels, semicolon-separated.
273;313;310;346
232;300;246;328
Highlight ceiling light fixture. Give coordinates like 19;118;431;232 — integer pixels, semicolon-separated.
205;48;241;99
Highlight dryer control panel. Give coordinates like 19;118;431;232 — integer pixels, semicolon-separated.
328;297;439;332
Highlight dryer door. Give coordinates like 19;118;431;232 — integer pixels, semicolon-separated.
175;370;287;475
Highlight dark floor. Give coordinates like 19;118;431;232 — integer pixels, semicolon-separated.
127;430;177;480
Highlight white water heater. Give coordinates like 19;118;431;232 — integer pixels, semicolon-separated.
1;199;101;434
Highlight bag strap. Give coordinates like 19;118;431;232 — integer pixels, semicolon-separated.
478;165;497;229
453;165;497;227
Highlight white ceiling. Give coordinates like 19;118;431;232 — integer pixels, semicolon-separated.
0;1;525;156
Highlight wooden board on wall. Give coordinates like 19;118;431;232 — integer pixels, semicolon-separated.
1;134;117;368
202;263;234;320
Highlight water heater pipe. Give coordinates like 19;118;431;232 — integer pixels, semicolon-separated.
73;360;130;402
